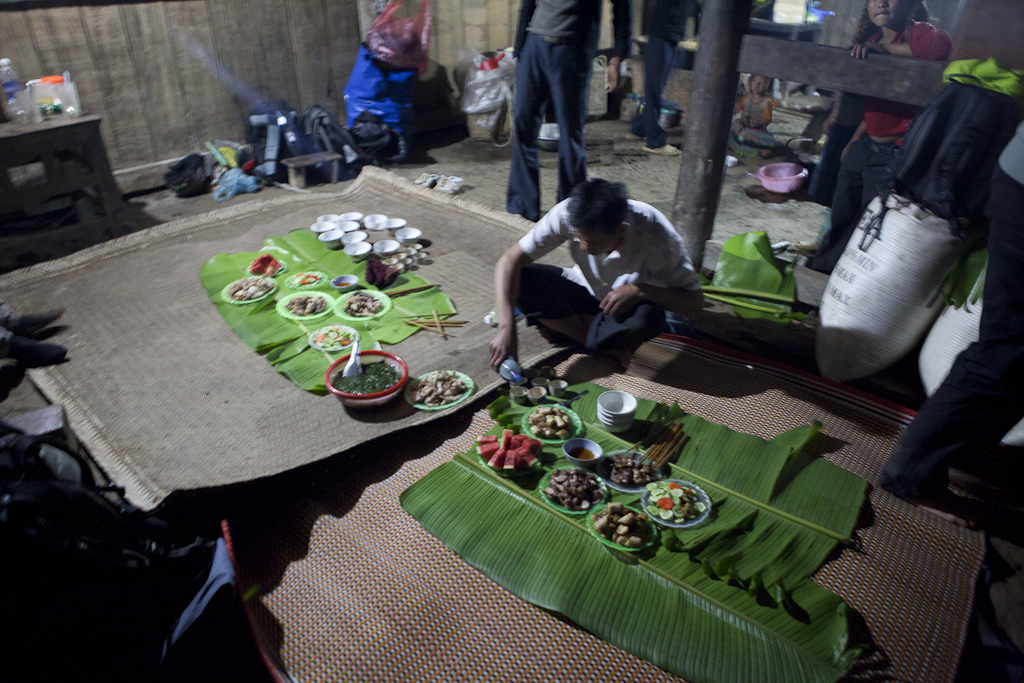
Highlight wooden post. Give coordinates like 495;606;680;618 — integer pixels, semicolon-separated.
671;0;752;270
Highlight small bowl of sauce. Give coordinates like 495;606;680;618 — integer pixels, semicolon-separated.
563;438;603;469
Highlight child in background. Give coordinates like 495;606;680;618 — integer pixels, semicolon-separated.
810;0;951;273
729;74;777;159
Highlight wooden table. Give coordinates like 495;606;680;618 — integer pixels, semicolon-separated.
0;115;124;220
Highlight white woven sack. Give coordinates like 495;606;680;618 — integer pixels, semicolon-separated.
918;298;1024;446
817;193;962;382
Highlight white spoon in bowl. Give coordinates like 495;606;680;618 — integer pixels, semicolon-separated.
342;338;363;378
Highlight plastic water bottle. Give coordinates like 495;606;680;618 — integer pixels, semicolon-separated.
1;58;25;116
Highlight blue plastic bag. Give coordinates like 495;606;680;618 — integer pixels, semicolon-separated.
213;168;260;202
343;44;416;132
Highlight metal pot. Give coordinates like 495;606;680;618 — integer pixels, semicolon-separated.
538;122;559;152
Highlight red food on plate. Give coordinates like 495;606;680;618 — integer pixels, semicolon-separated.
500;430;514;451
488;448;507;470
249;254;283;276
503;447;518;471
478;442;500;459
478;435;498;445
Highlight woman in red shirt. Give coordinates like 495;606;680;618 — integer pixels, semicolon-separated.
810;0;951;274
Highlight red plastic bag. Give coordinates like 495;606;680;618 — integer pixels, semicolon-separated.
365;0;432;74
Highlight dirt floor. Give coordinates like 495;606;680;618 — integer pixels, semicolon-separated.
3;111;1023;674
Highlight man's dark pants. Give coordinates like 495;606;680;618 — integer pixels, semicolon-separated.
881;168;1024;499
507;33;593;222
631;36;679;149
812;137;896;274
515;263;665;351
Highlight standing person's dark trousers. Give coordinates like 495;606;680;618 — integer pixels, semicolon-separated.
507;32;593;222
809;122;859;208
811;137;896;274
631;36;679;149
881;167;1024;500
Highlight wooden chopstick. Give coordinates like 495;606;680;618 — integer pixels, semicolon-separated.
402;320;466;327
405;319;457;336
431;307;446;339
387;284;438;297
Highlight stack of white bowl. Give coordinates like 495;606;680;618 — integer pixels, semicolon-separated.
596;391;637;433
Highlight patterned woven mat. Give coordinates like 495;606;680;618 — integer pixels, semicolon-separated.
0;167;560;510
240;336;985;683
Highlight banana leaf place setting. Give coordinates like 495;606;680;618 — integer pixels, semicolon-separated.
401;380;868;683
200;227;457;394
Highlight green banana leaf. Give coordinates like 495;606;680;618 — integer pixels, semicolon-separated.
402;382;866;683
942;234;988;309
708;232;805;322
199;230;457;392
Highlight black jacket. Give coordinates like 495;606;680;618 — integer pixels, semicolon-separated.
513;0;633;60
647;0;698;43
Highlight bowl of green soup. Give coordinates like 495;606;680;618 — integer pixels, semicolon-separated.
326;350;409;408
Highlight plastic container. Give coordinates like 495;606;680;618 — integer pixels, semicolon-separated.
755;162;809;193
1;58;24;116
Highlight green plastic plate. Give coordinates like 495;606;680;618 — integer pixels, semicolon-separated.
585;503;657;553
520;406;583;444
275;292;336;321
333;290;393;322
538;466;608;515
404;371;475;411
220;277;277;305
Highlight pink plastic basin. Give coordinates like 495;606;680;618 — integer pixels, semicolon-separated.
756;162;808;194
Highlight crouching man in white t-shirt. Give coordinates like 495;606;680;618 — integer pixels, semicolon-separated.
488;178;704;372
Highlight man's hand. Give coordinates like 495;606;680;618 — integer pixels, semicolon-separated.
489;325;518;372
600;284;644;316
606;57;622;92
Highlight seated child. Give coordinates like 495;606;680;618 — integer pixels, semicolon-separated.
810;0;951;273
729;74;777;159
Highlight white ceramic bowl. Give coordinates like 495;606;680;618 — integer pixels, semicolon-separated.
317;214;341;224
339;212;364;223
330;275;359;292
344;242;372;261
548;379;568;397
562;438;604;468
395;227;422;245
385;218;408;232
373;240;401;256
318;229;346;249
382;257;405;273
341;231;368;246
336;220;361;234
364;214;388;231
311;221;338;234
597;390;638;415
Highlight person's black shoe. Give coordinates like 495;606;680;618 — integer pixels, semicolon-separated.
8;335;67;368
9;308;64;336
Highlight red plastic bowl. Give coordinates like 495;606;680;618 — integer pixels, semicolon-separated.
756;162;808;194
325;350;409;408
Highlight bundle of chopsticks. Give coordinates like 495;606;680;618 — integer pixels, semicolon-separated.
634;422;689;469
402;308;466;338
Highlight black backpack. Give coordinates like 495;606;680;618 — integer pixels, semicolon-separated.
0;419;218;681
877;77;1022;236
245;100;318;182
350;110;408;164
303;104;375;180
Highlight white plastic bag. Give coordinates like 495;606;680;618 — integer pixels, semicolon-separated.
460;53;515;115
918;293;1024;446
816;194;962;382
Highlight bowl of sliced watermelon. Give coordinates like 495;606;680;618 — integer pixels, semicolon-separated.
475;429;544;477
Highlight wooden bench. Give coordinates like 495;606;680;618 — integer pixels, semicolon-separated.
281;151;343;188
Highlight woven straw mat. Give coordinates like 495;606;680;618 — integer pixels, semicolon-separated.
240;336;984;683
0;167;563;510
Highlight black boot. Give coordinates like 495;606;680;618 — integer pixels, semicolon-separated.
8;335;67;368
9;308;65;337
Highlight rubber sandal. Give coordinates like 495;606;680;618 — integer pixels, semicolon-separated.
414;172;440;187
435;175;463;194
